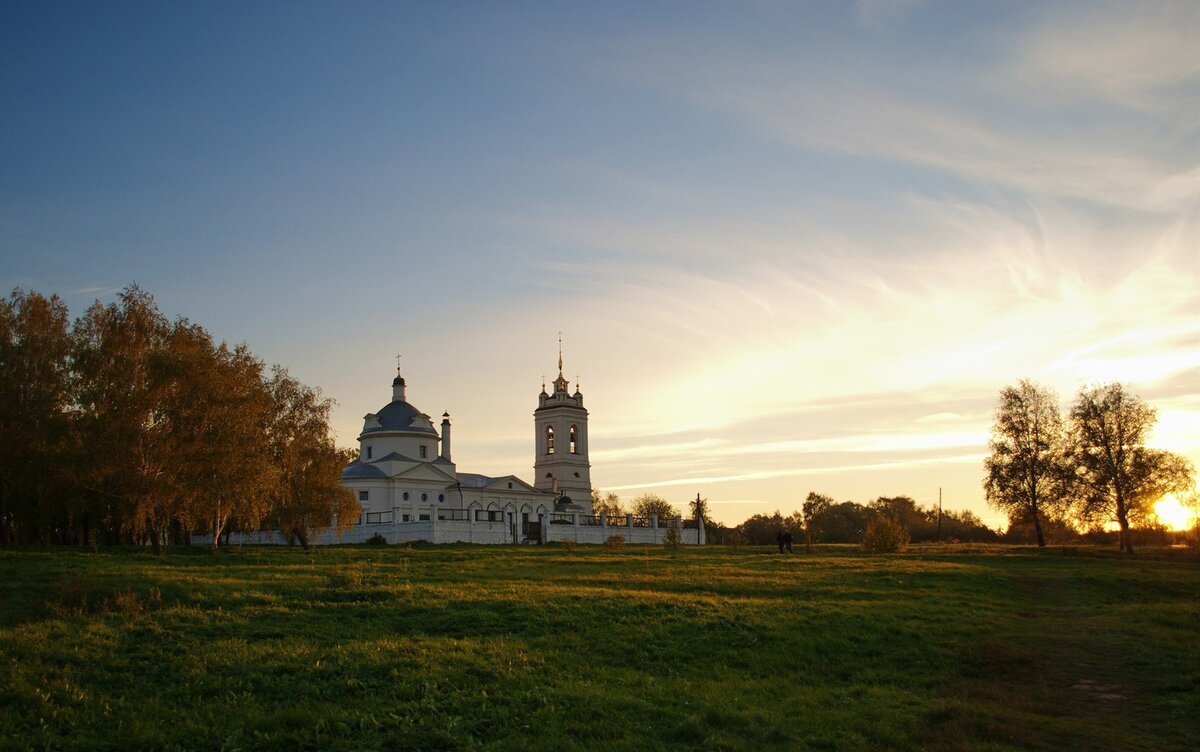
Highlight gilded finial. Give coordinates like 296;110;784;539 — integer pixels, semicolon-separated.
557;331;563;374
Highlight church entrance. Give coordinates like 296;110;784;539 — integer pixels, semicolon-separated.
521;513;540;543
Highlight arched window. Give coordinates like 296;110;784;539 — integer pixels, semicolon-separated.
569;424;578;454
546;425;555;454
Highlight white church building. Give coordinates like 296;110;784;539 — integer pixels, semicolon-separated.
218;354;704;546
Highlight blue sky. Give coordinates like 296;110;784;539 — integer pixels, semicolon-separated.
3;1;1197;526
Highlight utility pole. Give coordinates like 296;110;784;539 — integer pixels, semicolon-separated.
937;487;943;542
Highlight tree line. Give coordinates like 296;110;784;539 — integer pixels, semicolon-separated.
590;489;996;547
0;285;358;551
984;379;1195;553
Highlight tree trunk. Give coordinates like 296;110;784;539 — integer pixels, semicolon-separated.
1118;516;1133;554
149;521;162;556
1115;493;1134;554
211;513;223;552
1031;510;1046;547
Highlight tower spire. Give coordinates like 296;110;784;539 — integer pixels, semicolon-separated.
551;333;570;394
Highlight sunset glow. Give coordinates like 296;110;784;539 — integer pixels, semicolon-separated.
2;1;1196;527
1154;495;1198;532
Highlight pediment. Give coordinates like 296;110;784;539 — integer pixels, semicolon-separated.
392;462;459;484
481;475;543;494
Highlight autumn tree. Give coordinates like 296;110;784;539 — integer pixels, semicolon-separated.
1070;383;1196;554
71;285;177;551
591;489;626;518
179;341;275;551
802;492;834;552
984;380;1073;547
0;290;73;544
632;493;680;523
264;366;358;549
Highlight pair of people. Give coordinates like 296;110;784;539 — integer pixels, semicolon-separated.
777;529;793;553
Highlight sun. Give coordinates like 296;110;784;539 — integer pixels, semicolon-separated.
1153;494;1197;531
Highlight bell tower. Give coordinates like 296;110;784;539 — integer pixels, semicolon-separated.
534;337;591;506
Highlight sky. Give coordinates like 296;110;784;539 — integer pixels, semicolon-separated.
2;1;1197;527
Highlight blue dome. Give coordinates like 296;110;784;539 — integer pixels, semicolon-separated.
363;399;438;435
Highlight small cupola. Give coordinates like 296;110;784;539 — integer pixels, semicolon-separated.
392;369;406;401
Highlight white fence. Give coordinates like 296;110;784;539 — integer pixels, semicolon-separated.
192;511;705;546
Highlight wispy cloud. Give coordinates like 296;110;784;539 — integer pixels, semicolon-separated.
605;7;1199;213
1004;0;1200;112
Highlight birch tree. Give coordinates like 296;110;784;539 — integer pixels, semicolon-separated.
0;290;72;544
264;366;357;549
984;380;1072;547
1070;383;1195;554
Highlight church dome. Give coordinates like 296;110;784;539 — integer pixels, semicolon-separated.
363;399;438;436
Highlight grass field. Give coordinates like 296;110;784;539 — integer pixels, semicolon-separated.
1;544;1197;751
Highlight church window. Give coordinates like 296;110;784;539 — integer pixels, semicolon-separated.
366;446;373;460
402;492;409;501
508;482;513;489
545;473;552;478
358;491;369;501
569;425;578;454
546;426;555;454
438;494;445;502
421;493;428;502
420;445;427;458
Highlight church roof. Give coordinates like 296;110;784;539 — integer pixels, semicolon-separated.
363;399;438;436
342;461;388;479
456;473;497;488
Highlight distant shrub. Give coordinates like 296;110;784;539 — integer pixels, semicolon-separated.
862;516;909;553
604;535;626;550
561;539;576;552
662;519;682;549
362;533;388;545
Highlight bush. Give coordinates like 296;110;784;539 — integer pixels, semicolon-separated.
603;535;626;550
862;516;909;553
362;533;388;545
662;519;682;549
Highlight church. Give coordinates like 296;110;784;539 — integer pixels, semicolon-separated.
339;351;595;543
208;352;703;546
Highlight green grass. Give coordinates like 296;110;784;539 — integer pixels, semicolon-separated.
1;544;1197;751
